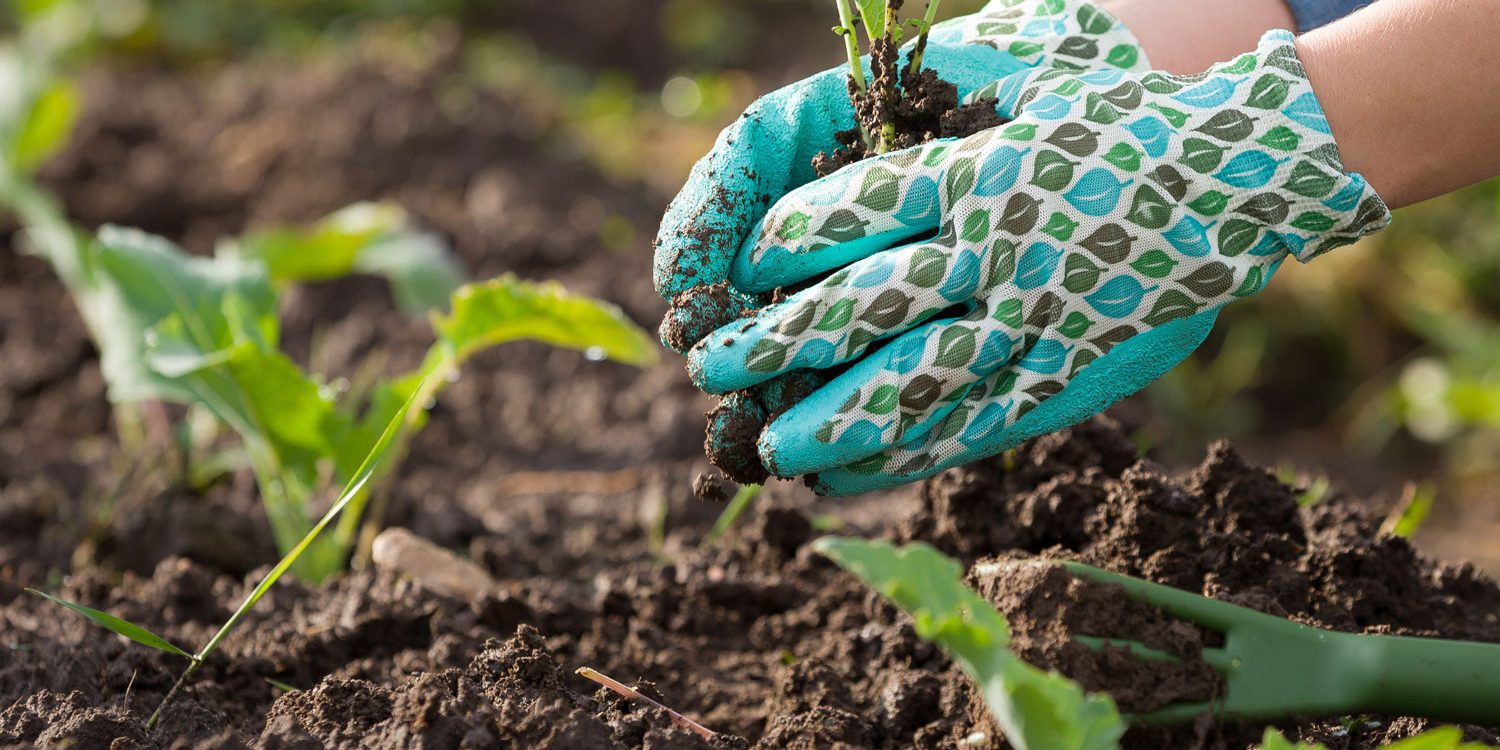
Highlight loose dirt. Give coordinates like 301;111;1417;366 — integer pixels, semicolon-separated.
4;32;1499;750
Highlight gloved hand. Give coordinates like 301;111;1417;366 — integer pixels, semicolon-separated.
654;0;1151;351
688;30;1391;495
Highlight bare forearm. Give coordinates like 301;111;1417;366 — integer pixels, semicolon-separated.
1101;0;1297;73
1297;0;1500;208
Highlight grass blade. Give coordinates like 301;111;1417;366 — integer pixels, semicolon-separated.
147;374;433;729
26;588;193;659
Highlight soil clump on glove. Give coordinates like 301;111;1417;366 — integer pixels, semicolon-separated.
673;44;1006;488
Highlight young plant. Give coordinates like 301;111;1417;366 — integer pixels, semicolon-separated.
21;215;654;580
30;377;426;728
1;78;657;581
832;0;942;154
814;537;1125;750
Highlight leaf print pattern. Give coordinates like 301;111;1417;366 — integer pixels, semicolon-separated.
686;29;1390;492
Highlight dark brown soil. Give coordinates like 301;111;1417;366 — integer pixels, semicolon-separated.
4;30;1500;750
7;414;1500;749
813;42;1007;178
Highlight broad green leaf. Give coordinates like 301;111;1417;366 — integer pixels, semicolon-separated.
26;589;194;659
815;538;1124;750
431;275;657;368
9;79;78;174
93;225;278;403
235;202;464;314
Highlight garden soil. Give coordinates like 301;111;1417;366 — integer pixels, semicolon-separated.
3;43;1500;750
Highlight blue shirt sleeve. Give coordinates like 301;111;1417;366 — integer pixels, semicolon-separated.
1283;0;1380;31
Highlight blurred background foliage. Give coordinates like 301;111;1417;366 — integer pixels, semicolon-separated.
2;0;1495;568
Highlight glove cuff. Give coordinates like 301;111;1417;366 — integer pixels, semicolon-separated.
1228;29;1391;261
945;0;1152;73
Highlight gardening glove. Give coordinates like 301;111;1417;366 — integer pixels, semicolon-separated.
688;30;1391;495
654;0;1150;352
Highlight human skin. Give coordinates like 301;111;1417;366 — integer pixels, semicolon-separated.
1100;0;1299;74
1295;0;1500;208
1105;0;1500;209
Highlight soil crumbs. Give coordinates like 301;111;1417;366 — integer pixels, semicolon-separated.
4;418;1499;749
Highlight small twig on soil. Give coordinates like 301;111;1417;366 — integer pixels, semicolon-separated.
575;667;719;742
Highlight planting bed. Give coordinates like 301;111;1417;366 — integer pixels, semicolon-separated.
3;33;1500;750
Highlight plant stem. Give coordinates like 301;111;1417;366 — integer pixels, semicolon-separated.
834;0;868;94
907;0;942;76
145;379;431;730
834;0;877;152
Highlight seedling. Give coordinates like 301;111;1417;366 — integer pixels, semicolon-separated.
833;0;943;155
817;537;1497;750
4;192;656;581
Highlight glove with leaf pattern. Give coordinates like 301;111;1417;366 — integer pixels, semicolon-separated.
654;0;1150;351
688;30;1391;495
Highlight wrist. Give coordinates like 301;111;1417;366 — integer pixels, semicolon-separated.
1099;0;1296;74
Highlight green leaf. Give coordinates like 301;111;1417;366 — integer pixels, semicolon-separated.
1218;219;1261;257
855;168;900;212
1245;73;1291;109
1142;289;1199;326
94;225;279;404
1058;311;1093;338
1145;103;1188;128
814;539;1125;750
934;326;977;368
865;384;899;415
1179;138;1226;174
1062;253;1101;293
1042;212;1079;242
906;247;949;288
430;275;658;368
1129;249;1177;279
855;0;887;40
1290;211;1337;232
1230;265;1264;297
1186;190;1230;216
945;157;979;204
1256;125;1302;152
26;589;194;659
1104;44;1139;70
9;79;78;174
1031;151;1077;192
815;298;856;331
961;210;991;243
1124;185;1171;230
1100;143;1141;172
999;122;1039;140
778;211;812;240
237;202;464;314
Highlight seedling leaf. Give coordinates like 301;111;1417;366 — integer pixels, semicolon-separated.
235;202;464;314
432;275;659;367
814;537;1125;750
25;588;193;659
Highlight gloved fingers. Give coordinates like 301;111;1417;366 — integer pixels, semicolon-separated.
653;66;852;301
689;232;994;394
757;311;1025;477
808;362;1062;495
731;130;1032;293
